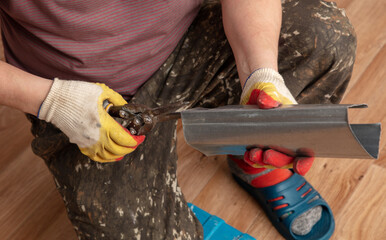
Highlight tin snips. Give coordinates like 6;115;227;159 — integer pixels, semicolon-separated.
104;100;188;135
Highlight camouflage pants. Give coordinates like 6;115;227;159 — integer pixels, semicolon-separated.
28;1;356;239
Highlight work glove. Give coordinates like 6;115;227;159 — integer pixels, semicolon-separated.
38;78;145;163
240;68;313;175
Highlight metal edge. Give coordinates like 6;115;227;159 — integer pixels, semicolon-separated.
347;103;368;109
346;104;380;159
348;123;381;159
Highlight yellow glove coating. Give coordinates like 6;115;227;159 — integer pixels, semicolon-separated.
240;68;297;107
38;79;144;163
79;83;145;163
240;82;295;106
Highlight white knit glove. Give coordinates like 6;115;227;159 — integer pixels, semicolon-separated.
240;68;297;108
239;69;316;174
38;78;145;162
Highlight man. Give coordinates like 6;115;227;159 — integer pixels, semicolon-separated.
0;0;356;239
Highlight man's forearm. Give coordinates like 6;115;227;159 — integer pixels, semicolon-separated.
221;0;282;85
0;61;53;115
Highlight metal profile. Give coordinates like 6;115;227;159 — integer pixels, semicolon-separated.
181;104;381;159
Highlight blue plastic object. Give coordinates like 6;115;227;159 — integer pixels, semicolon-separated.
188;203;255;240
233;172;335;240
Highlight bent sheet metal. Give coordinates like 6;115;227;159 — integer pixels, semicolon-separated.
180;104;381;159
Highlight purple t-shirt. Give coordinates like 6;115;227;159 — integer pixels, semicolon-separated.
0;0;202;97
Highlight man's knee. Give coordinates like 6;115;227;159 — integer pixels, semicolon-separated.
280;0;357;103
313;1;356;61
281;0;356;60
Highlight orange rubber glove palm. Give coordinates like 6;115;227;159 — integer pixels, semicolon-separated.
240;68;314;175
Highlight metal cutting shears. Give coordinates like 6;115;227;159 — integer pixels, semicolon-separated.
105;101;188;135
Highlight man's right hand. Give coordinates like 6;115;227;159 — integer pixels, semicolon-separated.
38;78;145;163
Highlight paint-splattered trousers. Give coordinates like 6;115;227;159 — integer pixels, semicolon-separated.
27;1;356;239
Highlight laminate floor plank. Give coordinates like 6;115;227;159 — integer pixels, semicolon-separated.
36;209;77;240
0;147;56;239
9;189;75;240
375;147;386;169
333;165;386;240
342;46;386;151
176;122;224;201
339;0;386;95
0;107;33;167
191;159;263;234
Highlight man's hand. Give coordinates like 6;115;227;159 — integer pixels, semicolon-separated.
240;68;296;108
38;78;145;163
240;68;314;175
243;147;314;176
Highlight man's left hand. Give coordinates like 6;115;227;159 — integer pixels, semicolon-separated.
244;147;314;176
240;68;314;175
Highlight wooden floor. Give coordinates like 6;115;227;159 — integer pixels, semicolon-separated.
0;0;385;239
